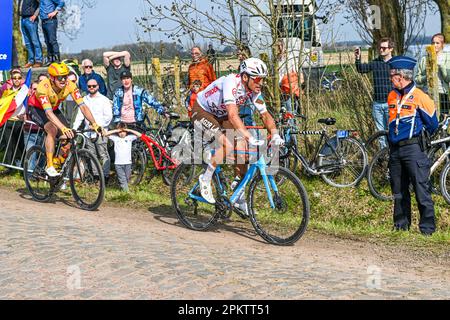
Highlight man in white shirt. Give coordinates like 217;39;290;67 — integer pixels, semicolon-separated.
73;78;113;182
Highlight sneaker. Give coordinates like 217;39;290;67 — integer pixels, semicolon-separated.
32;62;43;68
199;174;215;204
23;62;34;68
234;191;249;217
60;181;67;190
45;166;60;177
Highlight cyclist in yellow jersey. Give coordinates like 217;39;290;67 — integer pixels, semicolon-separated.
28;62;103;177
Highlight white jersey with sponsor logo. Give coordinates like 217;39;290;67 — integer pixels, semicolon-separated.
196;73;268;118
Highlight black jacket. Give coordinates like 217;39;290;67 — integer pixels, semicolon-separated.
356;56;393;103
19;0;40;18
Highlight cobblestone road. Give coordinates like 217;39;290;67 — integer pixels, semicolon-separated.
0;188;449;299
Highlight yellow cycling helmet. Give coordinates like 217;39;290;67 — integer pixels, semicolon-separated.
48;62;70;77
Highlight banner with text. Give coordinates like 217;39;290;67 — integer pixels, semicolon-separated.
0;0;14;71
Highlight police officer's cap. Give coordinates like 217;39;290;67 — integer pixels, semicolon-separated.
388;56;417;70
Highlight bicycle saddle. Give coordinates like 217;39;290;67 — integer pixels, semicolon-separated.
318;118;336;126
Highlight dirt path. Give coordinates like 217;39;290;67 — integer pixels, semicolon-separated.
0;187;449;299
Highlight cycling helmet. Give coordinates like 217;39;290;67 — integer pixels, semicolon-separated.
48;62;70;77
240;58;268;77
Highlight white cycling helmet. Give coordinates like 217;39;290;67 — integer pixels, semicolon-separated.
240;58;268;77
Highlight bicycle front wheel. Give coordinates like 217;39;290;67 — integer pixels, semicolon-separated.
321;137;368;188
367;147;393;201
248;167;310;245
23;146;53;202
171;163;221;231
130;147;146;186
69;149;105;211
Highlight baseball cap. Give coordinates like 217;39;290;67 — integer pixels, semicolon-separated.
120;70;132;79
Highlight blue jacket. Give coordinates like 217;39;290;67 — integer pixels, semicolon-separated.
39;0;64;20
112;85;165;123
79;71;107;96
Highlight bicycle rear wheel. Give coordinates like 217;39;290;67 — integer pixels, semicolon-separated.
23;146;53;202
171;163;221;231
69;149;105;211
440;161;450;205
248;167;310;245
367;147;393;201
130;146;146;186
320;137;368;188
364;130;388;160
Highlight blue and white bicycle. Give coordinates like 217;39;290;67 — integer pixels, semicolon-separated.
170;138;310;246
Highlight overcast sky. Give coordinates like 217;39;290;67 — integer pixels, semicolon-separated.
59;0;442;54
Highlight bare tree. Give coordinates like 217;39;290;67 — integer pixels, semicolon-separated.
345;0;431;54
432;0;450;40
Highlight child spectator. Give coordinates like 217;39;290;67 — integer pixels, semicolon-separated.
185;80;202;118
105;123;138;192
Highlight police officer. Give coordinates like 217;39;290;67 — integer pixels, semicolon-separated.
387;56;439;236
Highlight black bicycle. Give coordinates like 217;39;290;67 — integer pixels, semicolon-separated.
278;110;368;188
23;129;105;211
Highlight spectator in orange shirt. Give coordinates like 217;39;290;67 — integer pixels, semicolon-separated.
187;46;216;111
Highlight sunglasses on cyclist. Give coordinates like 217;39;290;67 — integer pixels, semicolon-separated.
249;75;264;84
55;76;68;82
87;85;98;88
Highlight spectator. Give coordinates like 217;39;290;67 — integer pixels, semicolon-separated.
184;80;201;118
112;70;166;127
0;68;24;97
206;44;217;66
355;37;395;149
72;78;113;183
415;33;450;116
103;50;131;100
113;71;165;125
277;40;304;115
387;56;438;236
104;123;137;192
37;73;48;82
40;0;65;66
19;0;43;68
0;69;25;168
79;59;107;96
22;81;44;172
187;46;216;110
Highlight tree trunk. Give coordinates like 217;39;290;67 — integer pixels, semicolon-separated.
369;0;405;55
433;0;450;41
13;0;27;66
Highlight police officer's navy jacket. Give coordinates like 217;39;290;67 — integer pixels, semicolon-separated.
388;81;439;145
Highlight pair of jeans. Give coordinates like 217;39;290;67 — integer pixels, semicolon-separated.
21;17;43;63
372;102;389;149
115;164;131;192
41;18;59;57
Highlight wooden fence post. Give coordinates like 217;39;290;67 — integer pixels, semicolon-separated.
152;58;163;101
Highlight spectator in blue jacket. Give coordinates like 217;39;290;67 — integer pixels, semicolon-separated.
40;0;65;66
112;70;167;126
79;59;107;96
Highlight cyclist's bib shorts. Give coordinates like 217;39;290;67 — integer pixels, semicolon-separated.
191;102;234;141
29;107;70;131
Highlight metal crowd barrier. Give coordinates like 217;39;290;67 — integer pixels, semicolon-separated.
0;119;45;171
0;101;78;171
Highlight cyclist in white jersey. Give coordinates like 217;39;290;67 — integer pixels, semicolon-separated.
191;58;284;207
